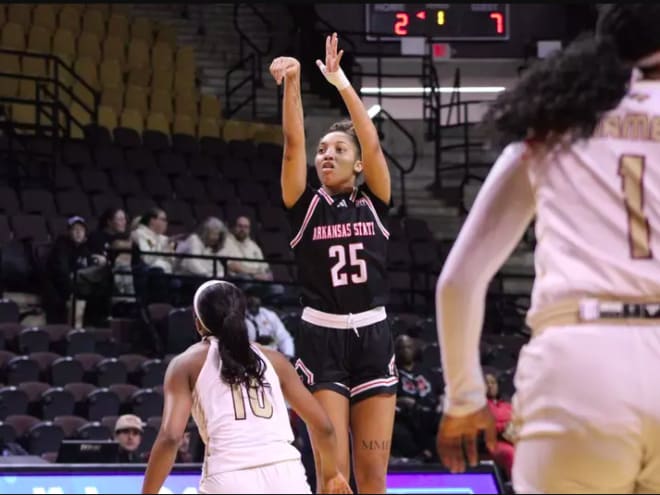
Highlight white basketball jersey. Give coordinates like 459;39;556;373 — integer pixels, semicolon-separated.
528;79;660;319
191;338;301;477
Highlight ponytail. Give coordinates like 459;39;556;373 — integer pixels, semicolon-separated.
481;35;631;149
194;280;266;388
215;312;266;387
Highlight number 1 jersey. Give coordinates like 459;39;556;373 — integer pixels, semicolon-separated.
288;185;390;314
527;78;660;319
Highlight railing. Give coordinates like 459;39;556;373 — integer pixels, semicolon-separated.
224;53;257;119
373;107;417;217
444;68;462;126
0;49;99;189
422;49;441;141
69;248;437;324
233;3;273;85
224;3;273;119
0;48;99;135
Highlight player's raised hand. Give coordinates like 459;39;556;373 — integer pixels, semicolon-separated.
269;56;301;86
316;32;350;90
436;405;497;473
320;472;352;494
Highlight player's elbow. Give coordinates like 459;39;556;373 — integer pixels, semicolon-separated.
157;428;183;448
436;272;471;307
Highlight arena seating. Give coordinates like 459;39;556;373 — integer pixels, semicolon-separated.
0;4;526;465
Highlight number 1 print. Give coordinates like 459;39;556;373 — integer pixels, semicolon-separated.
619;154;652;259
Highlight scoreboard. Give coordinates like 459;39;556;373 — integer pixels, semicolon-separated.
365;3;510;41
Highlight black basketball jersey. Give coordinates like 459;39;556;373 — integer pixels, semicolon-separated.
288;184;390;314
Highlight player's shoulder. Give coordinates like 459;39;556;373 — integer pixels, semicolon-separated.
168;340;210;372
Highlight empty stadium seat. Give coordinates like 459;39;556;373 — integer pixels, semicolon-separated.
17;327;50;354
5;355;39;385
77;421;111;440
58;6;81;35
25;421;64;455
87;387;120;421
53;414;87;438
51;356;84;387
107;13;129;41
33;5;56;34
40;387;75;420
0;386;29;419
130;388;163;421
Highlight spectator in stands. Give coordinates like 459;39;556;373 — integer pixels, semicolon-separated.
391;335;442;462
44;216;108;327
244;287;295;358
132;208;175;274
88;207;128;261
141;422;197;464
114;414;147;463
485;372;515;479
131;208;185;306
86;207;129;325
110;233;135;298
175;428;194;464
176;217;228;278
222;215;272;281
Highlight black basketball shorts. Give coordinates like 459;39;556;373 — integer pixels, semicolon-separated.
294;310;398;404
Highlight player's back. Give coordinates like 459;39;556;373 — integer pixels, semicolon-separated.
528;79;660;321
191;338;301;477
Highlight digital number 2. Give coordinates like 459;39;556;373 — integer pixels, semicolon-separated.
619;154;652;259
329;243;368;287
394;12;409;36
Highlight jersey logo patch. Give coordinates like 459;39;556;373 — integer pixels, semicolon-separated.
337;199;348;208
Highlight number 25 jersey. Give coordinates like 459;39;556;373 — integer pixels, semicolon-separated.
288;185;390;314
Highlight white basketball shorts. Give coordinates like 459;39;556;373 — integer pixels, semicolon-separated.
199;458;312;494
512;324;660;494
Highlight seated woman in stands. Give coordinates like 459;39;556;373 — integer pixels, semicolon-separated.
176;216;228;278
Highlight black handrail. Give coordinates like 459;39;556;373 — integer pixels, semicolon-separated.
422;51;443;190
432;99;491;191
226;3;273;119
234;3;273;61
0;48;100;136
236;3;272;89
375;107;417;217
444;68;462;126
224;53;257;119
69;247;437;320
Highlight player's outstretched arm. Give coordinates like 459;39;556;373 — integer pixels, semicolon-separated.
435;143;534;471
316;32;391;204
262;347;352;494
270;56;308;208
142;355;193;494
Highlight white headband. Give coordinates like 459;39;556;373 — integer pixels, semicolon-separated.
193;280;227;331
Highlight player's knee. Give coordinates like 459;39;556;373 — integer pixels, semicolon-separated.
354;460;387;491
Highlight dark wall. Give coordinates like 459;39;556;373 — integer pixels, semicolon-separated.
304;3;598;59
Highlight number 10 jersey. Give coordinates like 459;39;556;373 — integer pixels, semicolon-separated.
288;185;390;314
